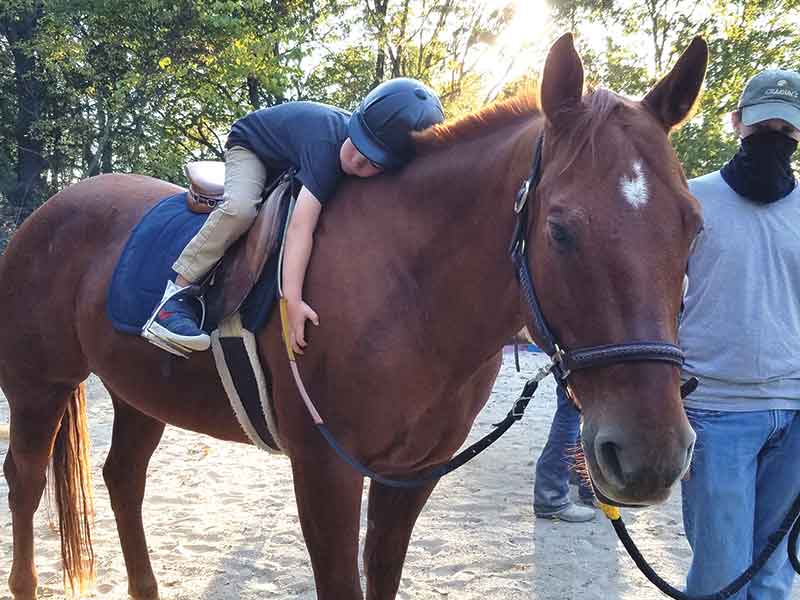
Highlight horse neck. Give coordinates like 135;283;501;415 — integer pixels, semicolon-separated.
397;120;540;367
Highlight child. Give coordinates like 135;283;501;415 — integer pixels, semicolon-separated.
147;78;444;353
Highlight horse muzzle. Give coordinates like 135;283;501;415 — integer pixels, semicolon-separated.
582;418;695;506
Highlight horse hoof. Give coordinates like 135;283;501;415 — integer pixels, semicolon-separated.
9;573;38;600
129;584;159;600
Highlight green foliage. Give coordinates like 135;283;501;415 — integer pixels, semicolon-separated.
0;0;528;234
0;37;15;202
302;45;377;110
2;0;800;248
546;0;800;178
1;0;336;212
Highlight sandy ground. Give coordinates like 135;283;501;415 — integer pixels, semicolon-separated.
1;349;798;600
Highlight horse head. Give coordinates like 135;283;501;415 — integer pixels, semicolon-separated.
528;34;707;505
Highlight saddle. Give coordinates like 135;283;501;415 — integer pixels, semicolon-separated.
184;160;295;325
184;161;225;213
184;160;293;454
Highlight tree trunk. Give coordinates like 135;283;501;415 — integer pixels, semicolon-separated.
101;137;113;173
370;0;389;87
390;0;411;78
247;75;261;110
1;1;47;214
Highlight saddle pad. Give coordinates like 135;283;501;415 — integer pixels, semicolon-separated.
236;248;281;333
108;191;285;337
108;192;208;335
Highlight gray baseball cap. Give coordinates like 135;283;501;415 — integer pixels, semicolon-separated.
738;69;800;130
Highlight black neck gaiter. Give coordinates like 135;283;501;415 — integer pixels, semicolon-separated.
720;130;798;204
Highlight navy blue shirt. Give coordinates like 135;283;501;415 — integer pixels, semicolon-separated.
226;101;350;205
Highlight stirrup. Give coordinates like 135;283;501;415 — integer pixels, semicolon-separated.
142;280;207;357
141;328;192;358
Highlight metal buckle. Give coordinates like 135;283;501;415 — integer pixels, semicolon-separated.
552;345;571;380
511;397;528;419
514;180;530;213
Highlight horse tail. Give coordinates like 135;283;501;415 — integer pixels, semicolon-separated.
48;381;95;594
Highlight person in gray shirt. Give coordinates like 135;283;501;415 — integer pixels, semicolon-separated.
679;69;800;599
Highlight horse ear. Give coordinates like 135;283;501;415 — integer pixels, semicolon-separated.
642;37;709;131
540;33;584;126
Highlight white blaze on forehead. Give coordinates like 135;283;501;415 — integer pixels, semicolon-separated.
620;160;649;208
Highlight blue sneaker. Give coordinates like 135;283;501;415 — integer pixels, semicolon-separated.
149;294;210;352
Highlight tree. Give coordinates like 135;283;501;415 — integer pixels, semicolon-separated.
0;0;341;217
1;0;47;217
321;0;520;116
549;0;800;177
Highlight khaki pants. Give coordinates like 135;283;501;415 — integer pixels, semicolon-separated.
173;146;268;282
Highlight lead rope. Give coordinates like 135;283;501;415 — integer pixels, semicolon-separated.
598;495;800;599
594;376;800;598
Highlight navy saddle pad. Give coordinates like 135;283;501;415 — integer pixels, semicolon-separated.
108;192;282;336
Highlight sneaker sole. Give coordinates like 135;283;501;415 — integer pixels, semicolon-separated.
147;322;210;351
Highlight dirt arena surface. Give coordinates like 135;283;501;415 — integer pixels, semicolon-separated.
2;349;798;599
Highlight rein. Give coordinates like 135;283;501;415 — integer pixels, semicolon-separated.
275;183;551;487
278;292;550;488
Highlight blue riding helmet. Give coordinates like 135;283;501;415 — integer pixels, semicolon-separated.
348;78;445;170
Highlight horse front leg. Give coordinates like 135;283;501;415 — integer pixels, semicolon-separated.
102;394;165;600
363;480;438;599
290;449;364;600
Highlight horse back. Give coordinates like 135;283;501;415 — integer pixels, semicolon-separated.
0;174;182;385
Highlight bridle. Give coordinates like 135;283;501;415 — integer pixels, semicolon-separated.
510;132;695;510
509;134;685;391
513;132;800;600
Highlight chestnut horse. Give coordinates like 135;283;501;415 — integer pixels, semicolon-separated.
1;34;707;600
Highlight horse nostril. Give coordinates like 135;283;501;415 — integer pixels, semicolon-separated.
598;440;625;488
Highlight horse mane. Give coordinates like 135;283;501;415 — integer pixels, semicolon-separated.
412;88;625;161
413;94;541;151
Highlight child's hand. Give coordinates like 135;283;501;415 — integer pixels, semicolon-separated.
286;299;319;354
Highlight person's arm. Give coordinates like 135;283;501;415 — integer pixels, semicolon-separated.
282;186;323;354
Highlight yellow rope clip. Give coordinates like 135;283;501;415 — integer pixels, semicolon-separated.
598;501;621;521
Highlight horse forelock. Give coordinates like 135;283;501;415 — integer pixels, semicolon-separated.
412;94;541;151
550;88;629;174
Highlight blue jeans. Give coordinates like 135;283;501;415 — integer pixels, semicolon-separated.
534;385;594;515
682;408;800;599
